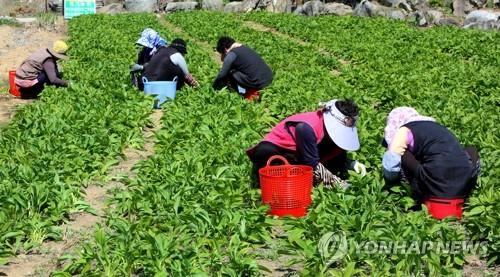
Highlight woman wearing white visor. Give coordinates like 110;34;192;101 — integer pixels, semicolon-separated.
247;99;366;188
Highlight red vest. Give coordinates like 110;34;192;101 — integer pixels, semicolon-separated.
264;111;325;151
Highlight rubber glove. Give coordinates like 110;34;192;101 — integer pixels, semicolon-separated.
130;64;144;72
350;160;367;177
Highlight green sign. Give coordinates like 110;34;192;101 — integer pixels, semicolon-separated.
64;0;96;19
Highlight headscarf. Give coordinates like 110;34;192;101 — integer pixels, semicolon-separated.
384;107;435;146
136;28;167;55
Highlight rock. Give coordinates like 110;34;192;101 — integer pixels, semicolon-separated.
409;10;428;26
124;0;157;12
378;0;399;7
240;0;262;11
224;1;245;12
265;0;292;13
165;1;198;12
97;3;124;14
436;17;461;26
48;0;62;12
452;0;473;17
324;3;353;15
387;9;406;20
469;0;487;8
202;0;224;10
96;0;104;8
464;10;500;24
15;17;37;24
299;0;325;16
397;0;413;12
353;0;381;17
427;9;443;24
464;20;500;30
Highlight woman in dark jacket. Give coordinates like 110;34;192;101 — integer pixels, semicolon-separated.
213;36;273;101
141;38;199;90
382;107;480;219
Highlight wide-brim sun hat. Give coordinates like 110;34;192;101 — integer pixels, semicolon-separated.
322;99;360;151
48;40;69;60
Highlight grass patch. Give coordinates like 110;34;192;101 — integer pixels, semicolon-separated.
0;18;21;27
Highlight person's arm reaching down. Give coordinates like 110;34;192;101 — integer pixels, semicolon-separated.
212;52;236;90
170;53;198;87
43;59;68;87
382;127;410;182
294;123;349;189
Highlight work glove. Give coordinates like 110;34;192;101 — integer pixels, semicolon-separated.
350;160;367;177
185;74;199;88
130;63;144;72
314;163;350;189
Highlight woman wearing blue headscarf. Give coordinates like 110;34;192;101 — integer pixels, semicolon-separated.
135;28;167;66
130;28;167;89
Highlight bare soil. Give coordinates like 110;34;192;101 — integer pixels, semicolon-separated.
463;256;500;277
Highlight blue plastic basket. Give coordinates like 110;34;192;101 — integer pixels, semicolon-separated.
142;76;178;109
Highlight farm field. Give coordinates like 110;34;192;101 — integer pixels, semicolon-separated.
0;11;499;276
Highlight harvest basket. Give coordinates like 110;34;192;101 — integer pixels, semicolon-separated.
259;155;313;217
9;70;20;97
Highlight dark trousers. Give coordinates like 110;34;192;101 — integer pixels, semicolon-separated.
223;70;257;93
402;147;480;204
19;70;62;99
248;141;348;186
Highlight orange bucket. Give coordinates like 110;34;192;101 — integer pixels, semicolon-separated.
8;70;20;97
259;155;313;217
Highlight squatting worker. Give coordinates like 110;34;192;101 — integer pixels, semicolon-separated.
130;28;167;89
142;38;199;90
382;107;480;220
213;36;273;101
247;99;367;189
15;40;69;99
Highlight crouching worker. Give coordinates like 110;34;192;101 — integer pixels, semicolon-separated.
382;107;480;220
15;40;69;99
247;99;366;189
213;36;273;101
141;38;199;90
130;28;167;90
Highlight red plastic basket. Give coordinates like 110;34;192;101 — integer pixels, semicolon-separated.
8;70;20;97
259;155;313;217
424;197;464;220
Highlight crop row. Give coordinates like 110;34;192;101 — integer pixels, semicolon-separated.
0;14;154;262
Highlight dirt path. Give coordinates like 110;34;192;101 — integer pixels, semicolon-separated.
160;15;222;66
242;20;349;67
0;94;32;126
0;110;163;277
